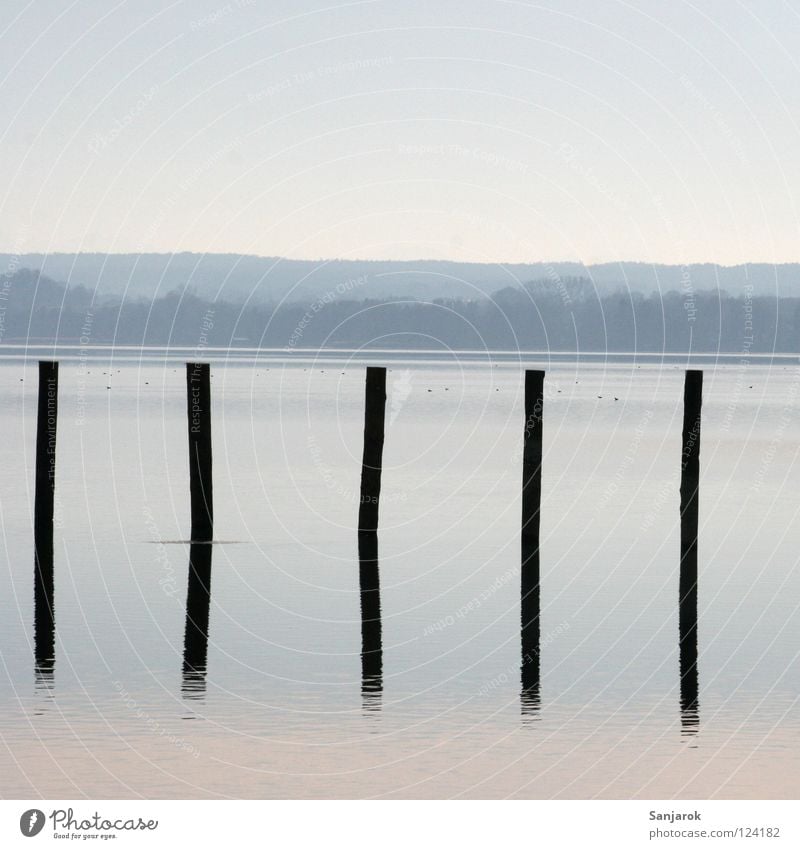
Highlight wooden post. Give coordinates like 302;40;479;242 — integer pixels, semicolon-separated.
34;361;58;674
183;363;213;698
521;369;544;709
357;367;385;707
359;531;382;707
186;363;213;543
358;367;386;534
679;369;702;732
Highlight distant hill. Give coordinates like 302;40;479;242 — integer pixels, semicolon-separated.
2;266;799;354
2;253;798;304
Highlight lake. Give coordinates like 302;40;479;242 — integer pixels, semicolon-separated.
0;349;798;798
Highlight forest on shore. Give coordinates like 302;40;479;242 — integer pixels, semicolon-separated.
1;268;795;353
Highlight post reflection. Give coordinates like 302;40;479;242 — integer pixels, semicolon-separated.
182;542;213;700
680;625;699;736
679;546;699;736
358;531;382;711
34;550;55;692
521;536;540;715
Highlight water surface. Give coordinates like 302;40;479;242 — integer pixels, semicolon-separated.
0;352;798;798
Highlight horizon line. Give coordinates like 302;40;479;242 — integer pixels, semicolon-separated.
3;250;800;270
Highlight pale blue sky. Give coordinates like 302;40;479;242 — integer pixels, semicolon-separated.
1;0;798;263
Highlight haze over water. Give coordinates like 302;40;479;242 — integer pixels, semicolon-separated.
0;352;797;798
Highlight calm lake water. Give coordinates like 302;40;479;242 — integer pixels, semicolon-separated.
0;350;798;799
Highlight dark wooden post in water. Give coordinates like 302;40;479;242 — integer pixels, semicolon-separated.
186;363;213;542
182;363;213;698
34;361;58;679
357;367;386;707
521;369;544;711
679;369;702;732
358;367;386;534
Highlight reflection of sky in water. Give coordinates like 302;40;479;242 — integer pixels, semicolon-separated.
0;357;798;798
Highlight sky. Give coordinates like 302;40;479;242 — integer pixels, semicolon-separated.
1;0;799;265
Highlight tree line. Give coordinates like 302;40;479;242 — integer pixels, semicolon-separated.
2;269;797;353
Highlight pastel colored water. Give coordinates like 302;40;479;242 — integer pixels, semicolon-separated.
0;352;798;798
